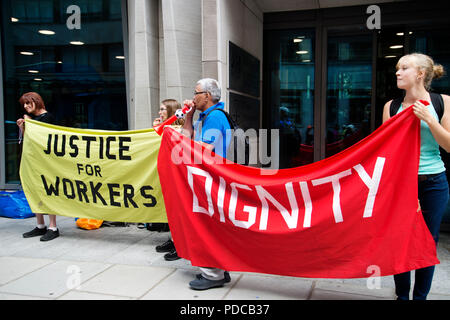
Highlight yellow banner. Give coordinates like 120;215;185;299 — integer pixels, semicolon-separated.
19;119;167;223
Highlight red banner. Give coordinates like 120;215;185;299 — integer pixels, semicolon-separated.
157;107;439;278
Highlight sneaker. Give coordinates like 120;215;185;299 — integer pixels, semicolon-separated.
156;239;175;253
189;274;226;290
23;227;47;238
196;271;231;283
40;229;59;241
164;250;181;261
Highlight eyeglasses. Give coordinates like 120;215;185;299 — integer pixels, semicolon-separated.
194;91;207;95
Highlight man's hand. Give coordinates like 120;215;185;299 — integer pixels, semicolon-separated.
183;100;196;118
181;99;196;138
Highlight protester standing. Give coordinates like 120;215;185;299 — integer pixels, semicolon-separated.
153;99;185;127
181;78;231;290
382;53;450;300
17;92;60;241
153;99;184;261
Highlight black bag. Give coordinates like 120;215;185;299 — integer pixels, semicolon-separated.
200;108;250;165
390;92;444;120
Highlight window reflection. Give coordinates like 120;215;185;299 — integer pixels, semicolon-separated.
265;29;315;168
326;34;372;158
2;0;127;184
410;29;450;95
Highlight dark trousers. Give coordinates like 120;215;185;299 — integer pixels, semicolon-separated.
394;171;449;300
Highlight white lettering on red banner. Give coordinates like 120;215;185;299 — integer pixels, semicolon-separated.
186;156;386;230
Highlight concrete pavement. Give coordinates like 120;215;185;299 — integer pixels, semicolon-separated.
0;216;449;301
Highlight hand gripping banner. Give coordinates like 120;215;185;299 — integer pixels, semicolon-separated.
157;107;439;278
20;119;167;223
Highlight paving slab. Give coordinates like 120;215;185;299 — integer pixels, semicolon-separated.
58;290;134;300
0;292;50;300
141;269;236;300
310;288;389;300
224;274;313;300
314;280;395;299
0;216;448;301
0;260;111;298
0;257;53;285
80;264;175;298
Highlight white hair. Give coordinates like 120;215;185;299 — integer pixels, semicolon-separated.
197;78;221;103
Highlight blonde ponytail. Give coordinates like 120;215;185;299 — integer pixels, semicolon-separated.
433;63;445;80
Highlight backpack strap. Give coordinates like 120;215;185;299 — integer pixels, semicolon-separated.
430;92;444;122
390;93;444;122
200;107;236;129
389;97;403;117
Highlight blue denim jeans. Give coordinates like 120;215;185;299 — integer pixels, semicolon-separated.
394;171;449;300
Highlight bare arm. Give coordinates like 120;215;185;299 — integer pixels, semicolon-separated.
382;100;393;124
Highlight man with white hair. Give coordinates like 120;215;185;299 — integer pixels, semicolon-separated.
181;78;231;290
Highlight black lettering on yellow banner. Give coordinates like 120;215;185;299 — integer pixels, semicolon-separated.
21;119;166;223
43;134;132;160
40;175;156;208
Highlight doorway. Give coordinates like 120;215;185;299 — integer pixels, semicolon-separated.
264;25;374;168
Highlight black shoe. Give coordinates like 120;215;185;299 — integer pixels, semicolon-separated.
196;271;231;283
40;229;59;241
189;274;226;290
164;250;180;261
160;224;170;232
156;239;175;253
224;271;231;283
23;227;47;238
147;223;169;232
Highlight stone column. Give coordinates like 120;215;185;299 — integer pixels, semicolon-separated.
160;0;202;104
202;0;221;81
127;0;159;129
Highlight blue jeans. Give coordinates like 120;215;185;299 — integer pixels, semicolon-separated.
394;171;449;300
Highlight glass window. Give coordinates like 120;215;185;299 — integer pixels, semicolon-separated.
409;28;450;95
326;34;372;158
1;0;127;184
374;27;406;128
265;29;315;168
375;26;450;127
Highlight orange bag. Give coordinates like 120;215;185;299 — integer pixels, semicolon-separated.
76;218;103;230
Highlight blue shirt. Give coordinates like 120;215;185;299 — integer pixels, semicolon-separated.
397;103;446;174
193;102;231;158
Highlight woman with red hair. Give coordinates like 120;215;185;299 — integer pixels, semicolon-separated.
17;92;59;241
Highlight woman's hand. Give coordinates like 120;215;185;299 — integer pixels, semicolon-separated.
16;118;25;128
412;100;435;125
153;118;161;127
